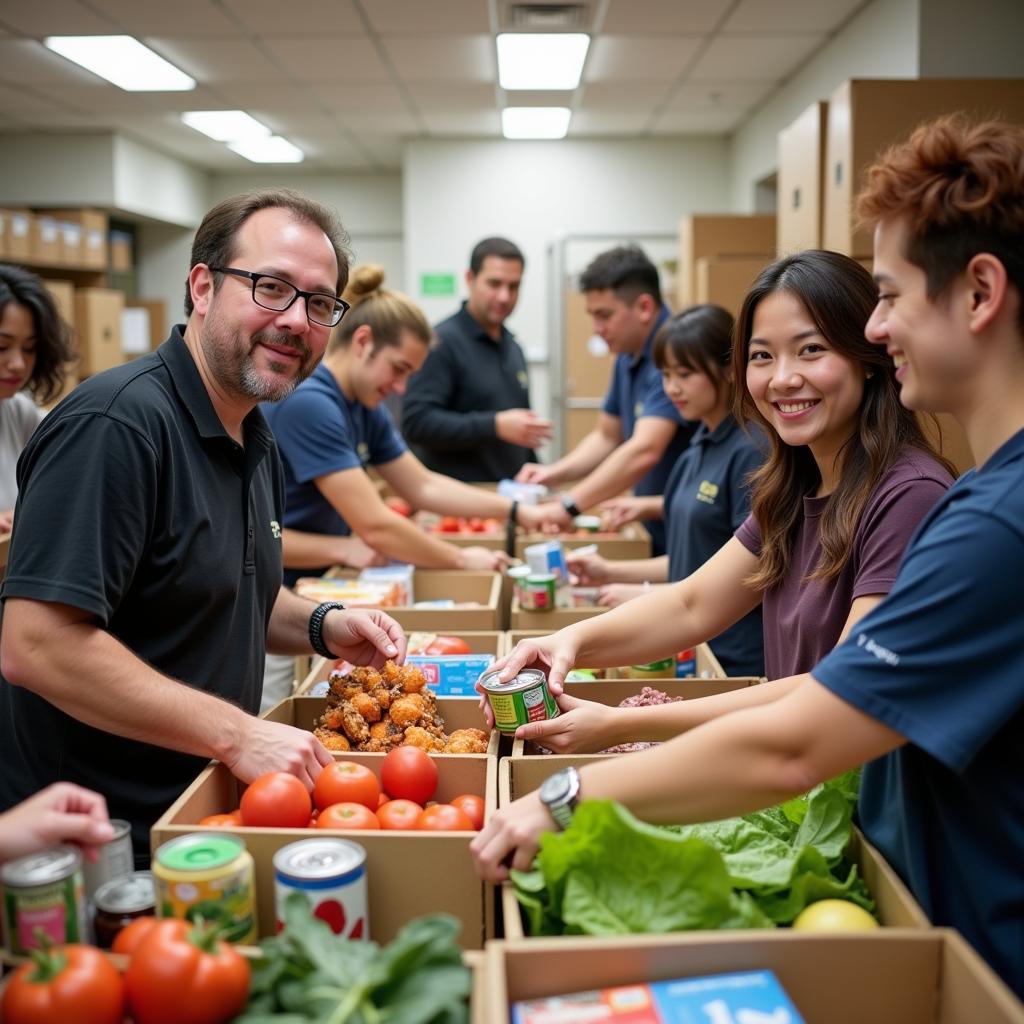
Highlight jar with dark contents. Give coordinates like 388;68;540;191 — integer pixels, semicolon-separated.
92;870;155;949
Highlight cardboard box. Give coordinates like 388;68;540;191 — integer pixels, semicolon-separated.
109;229;133;272
298;631;506;695
498;756;929;939
302;569;502;631
510;596;606;630
35;209;108;269
695;256;771;318
2;209;33;262
564;288;613;401
515;522;652;562
677;215;776;309
151;742;497;948
124;299;167;350
38;280;79;407
777;101;829;255
30;215;62;265
487;930;1024;1024
73;287;124;376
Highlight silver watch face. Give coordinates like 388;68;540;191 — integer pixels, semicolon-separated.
540;768;570;805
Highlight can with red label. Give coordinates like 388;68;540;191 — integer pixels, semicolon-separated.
676;648;697;677
274;838;368;940
1;845;88;954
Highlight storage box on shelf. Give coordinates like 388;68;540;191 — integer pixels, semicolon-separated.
694;256;772;318
777;100;829;254
0;209;33;262
109;229;133;272
677;214;776;309
823;77;1024;258
486;930;1024;1024
40;279;80;406
30;215;62;265
34;209;108;269
73;287;124;376
498;756;929;940
152;701;498;948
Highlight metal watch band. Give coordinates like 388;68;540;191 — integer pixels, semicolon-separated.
309;600;346;658
543;765;581;831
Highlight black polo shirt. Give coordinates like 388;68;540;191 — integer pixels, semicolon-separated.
401;302;536;482
0;326;284;856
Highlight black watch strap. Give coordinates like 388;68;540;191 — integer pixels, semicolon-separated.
506;499;519;557
309;601;346;658
560;494;582;519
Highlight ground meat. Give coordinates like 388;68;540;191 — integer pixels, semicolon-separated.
600;687;682;754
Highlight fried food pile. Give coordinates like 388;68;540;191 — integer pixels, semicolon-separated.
313;661;489;754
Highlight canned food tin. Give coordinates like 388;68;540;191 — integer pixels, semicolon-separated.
274;838;368;940
573;515;602;533
675;648;697;678
507;564;532;604
479;668;559;733
153;834;257;943
83;818;134;900
628;658;676;680
1;845;88;954
521;573;556;611
93;870;155;949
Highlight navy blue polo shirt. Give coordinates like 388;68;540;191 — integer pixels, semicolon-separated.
263;363;406;583
0;327;284;856
664;415;765;677
813;426;1024;998
602;306;693;554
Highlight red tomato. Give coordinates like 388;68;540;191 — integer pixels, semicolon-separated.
438;515;461;533
197;811;242;828
377;792;391;808
125;918;250;1024
417;804;475;831
314;761;380;812
385;496;413;517
376;799;424;830
381;746;438;804
317;802;381;830
111;916;160;957
2;943;125;1024
240;772;311;828
424;635;472;656
450;793;486;831
467;516;486;532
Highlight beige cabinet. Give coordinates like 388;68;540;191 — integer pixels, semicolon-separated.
677;215;775;309
777;101;829;255
824;78;1024;256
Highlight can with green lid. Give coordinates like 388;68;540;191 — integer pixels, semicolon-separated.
152;833;256;943
627;658;676;680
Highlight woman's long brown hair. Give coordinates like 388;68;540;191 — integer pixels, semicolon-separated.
732;250;955;591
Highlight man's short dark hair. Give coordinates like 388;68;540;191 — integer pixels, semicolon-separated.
185;188;351;316
578;245;662;305
469;237;524;275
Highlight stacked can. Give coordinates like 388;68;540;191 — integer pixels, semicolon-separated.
1;845;89;954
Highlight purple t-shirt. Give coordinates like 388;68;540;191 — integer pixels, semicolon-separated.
735;448;953;680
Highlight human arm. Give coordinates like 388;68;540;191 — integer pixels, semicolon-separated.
515;414;621;486
495;409;553;449
566;551;669;586
0;783;115;864
281;528;387;571
0;598;333;789
472;674;906;879
600;494;664;530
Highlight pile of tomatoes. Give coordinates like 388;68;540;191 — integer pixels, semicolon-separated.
199;748;485;834
427;515;502;535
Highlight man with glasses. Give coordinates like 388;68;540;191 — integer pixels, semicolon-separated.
0;189;407;863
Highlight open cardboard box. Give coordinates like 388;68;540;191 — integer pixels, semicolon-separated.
509;596;606;630
151;742;497;949
498;756;929;940
487;930;1024;1024
515;521;652;561
296;631;505;696
505;633;728;679
317;569;503;631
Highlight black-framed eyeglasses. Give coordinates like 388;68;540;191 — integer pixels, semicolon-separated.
212;266;350;328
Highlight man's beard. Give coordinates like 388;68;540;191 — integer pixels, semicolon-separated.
203;322;315;403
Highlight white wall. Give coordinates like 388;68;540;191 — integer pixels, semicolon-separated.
0;133;116;207
112;136;209;228
728;0;920;211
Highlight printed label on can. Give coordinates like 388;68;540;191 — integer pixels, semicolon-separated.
274;839;368;940
3;874;86;954
676;649;697;677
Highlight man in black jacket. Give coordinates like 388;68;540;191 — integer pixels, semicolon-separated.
402;237;552;482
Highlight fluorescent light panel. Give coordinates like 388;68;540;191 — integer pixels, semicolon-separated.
497;33;589;90
502;107;571;140
228;136;305;163
44;35;195;91
182;110;270;142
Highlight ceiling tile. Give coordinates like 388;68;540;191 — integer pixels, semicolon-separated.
665;80;774;112
7;110;103;128
688;34;825;81
214;82;321;113
85;0;239;36
0;0;118;35
362;0;489;34
136;84;232;113
584;36;703;82
262;36;388;82
220;0;363;34
358;136;405;168
650;108;744;134
407;81;496;111
0;38;101;85
305;81;408;113
381;35;494;81
578;80;674;112
568;111;645;136
0;82;68;115
421;110;500;134
602;0;733;34
723;0;864;33
31;82;163;114
145;37;277;83
336;110;419;134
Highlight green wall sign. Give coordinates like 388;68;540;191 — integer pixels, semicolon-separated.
419;272;456;297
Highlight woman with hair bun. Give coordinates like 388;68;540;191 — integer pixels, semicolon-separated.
0;264;74;532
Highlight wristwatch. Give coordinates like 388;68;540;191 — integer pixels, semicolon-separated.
309;601;346;658
560;494;582;520
539;766;581;830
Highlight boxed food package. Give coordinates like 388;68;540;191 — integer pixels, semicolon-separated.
359;563;415;605
407;654;496;697
295;577;401;607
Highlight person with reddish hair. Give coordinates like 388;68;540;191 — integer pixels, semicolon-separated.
471;115;1024;1000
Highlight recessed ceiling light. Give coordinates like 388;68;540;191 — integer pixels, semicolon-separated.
502;107;571;140
182;110;270;142
228;136;305;163
497;33;590;90
44;36;195;91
